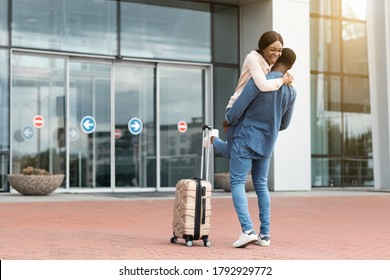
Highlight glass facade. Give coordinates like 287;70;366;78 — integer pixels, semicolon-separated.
159;65;206;187
0;50;9;191
213;4;239;64
68;60;111;188
1;0;239;192
0;0;9;191
121;1;211;62
11;54;66;178
310;0;372;187
4;0;373;192
12;0;117;55
213;66;238;174
0;0;8;45
212;5;239;175
114;63;156;188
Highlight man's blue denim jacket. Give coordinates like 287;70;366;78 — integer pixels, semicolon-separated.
225;72;297;158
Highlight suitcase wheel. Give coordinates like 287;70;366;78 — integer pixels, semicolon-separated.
202;236;212;247
170;237;178;244
184;236;193;247
186;240;193;247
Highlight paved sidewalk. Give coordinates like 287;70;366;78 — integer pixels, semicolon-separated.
0;189;390;260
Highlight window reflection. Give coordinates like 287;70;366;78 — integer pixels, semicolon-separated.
11;54;66;176
0;50;8;151
310;18;341;73
312;158;342;187
311;0;368;20
311;74;342;155
0;0;8;45
342;0;367;20
342;22;368;75
214;66;238;173
159;66;205;187
343;113;372;156
114;64;156;188
213;5;238;64
310;0;341;16
343;158;373;186
121;1;211;62
310;0;371;187
12;0;117;55
311;111;343;156
69;61;111;188
312;74;341;113
343;77;370;113
0;49;9;191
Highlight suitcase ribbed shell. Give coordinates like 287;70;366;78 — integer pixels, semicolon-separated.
172;179;212;240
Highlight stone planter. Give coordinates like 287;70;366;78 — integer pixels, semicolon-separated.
214;172;254;192
7;174;65;196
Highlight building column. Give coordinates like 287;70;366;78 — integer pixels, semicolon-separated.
240;0;311;191
367;0;390;191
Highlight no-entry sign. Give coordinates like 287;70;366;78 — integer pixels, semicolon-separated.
114;129;122;139
33;115;45;128
177;120;187;133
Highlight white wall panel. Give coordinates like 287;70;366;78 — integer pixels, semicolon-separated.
367;0;390;190
271;0;311;191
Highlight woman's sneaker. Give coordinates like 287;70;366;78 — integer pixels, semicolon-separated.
232;231;258;248
257;235;271;247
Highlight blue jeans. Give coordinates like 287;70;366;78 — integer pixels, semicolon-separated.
230;137;271;235
213;137;230;158
213;108;233;158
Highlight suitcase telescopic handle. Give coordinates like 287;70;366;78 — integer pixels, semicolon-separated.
202;124;211;130
200;125;212;180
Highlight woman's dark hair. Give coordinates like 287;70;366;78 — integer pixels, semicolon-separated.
257;31;284;52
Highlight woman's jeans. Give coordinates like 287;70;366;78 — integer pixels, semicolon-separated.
230;137;271;235
213;137;230;158
213;108;233;159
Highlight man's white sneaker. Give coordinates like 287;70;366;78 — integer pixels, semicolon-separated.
256;235;271;247
232;231;258;248
203;129;219;147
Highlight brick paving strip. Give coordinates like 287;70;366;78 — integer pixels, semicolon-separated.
0;192;389;260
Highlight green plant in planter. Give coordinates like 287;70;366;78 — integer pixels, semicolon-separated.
22;166;51;175
7;166;64;196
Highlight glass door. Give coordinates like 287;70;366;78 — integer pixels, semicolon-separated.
11;53;66;177
11;53;210;191
68;60;111;188
1;50;9;192
158;65;208;188
114;62;156;188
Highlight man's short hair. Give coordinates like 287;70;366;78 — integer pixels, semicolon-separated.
278;48;296;68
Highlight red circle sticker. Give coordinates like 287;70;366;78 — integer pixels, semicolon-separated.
33;115;45;128
177;120;188;133
114;129;122;139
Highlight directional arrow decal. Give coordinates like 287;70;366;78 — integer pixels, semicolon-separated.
130;121;141;132
83;120;94;130
80;116;96;134
128;117;143;135
22;126;35;140
69;127;79;141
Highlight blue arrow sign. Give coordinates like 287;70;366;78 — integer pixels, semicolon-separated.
128;117;143;135
80;116;96;134
22;126;35;140
69;127;79;141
